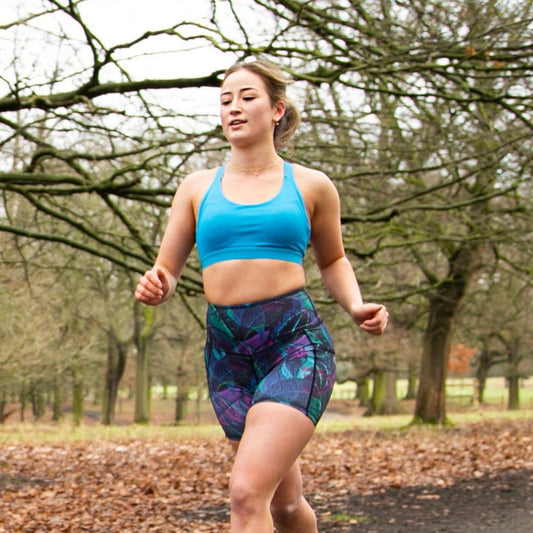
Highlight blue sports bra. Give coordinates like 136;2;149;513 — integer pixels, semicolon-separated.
196;161;311;269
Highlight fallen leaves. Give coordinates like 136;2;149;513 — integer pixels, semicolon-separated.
0;419;531;532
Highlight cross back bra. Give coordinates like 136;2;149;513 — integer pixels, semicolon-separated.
195;161;311;269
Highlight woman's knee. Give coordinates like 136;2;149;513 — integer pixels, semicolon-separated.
229;473;265;516
272;490;318;527
270;494;301;524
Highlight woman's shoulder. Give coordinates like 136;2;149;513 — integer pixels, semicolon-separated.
171;167;220;214
176;167;219;197
182;166;219;187
291;162;337;196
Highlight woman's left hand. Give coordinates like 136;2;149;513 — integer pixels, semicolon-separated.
351;303;389;335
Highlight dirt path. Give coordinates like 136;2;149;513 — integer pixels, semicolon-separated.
314;468;533;532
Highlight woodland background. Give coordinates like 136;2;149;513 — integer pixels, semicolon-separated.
0;0;532;428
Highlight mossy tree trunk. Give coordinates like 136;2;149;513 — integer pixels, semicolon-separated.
414;243;481;424
101;328;127;426
507;338;521;411
133;302;156;424
366;368;401;416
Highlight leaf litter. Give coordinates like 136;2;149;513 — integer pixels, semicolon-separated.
0;419;531;532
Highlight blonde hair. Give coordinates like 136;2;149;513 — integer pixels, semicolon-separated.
223;59;301;150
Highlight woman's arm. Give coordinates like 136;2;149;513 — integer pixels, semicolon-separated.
308;170;388;335
134;173;199;306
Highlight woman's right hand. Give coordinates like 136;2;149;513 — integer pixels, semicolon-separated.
351;303;389;336
134;268;169;306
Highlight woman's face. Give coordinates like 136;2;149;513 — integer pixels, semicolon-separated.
220;68;284;148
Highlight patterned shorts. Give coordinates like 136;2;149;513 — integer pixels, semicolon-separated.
204;288;336;440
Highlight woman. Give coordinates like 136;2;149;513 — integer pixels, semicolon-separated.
135;58;389;533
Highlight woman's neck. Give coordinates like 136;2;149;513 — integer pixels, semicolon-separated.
228;149;281;176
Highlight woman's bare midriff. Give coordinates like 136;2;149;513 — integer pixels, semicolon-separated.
202;259;306;305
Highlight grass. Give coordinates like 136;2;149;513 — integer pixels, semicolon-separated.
0;420;225;445
327;512;371;524
332;377;533;406
1;377;531;445
2;406;531;445
316;408;533;434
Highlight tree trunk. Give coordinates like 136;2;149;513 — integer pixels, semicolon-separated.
0;392;15;424
365;369;401;416
134;303;155;424
0;394;5;424
415;302;451;424
101;328;127;425
134;342;150;424
414;243;481;424
508;376;520;410
52;373;63;422
174;364;189;423
507;338;521;410
356;376;370;407
476;349;491;404
72;366;84;426
405;362;418;400
31;382;46;420
19;383;27;422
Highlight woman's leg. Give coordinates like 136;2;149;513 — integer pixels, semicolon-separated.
228;401;318;533
270;460;318;532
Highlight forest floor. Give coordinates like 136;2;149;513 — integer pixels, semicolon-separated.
0;402;532;532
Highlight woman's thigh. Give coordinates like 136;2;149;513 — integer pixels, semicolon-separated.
229;402;314;498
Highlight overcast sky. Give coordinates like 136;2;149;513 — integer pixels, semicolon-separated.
2;0;241;80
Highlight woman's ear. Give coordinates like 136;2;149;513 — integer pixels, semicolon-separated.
274;101;286;123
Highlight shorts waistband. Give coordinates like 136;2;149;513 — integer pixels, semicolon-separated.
207;287;309;311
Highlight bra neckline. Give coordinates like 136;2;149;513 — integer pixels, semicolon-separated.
217;161;290;207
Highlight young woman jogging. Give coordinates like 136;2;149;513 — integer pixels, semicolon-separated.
135;58;389;533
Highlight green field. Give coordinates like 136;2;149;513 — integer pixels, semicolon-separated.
331;376;533;406
2;407;532;445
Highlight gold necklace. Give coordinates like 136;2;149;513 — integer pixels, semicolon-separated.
228;160;279;175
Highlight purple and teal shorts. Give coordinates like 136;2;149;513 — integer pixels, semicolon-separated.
204;288;336;440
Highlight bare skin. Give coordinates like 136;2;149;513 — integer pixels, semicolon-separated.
135;65;389;532
228;403;317;533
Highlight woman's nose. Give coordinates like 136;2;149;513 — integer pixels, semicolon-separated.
229;100;241;113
